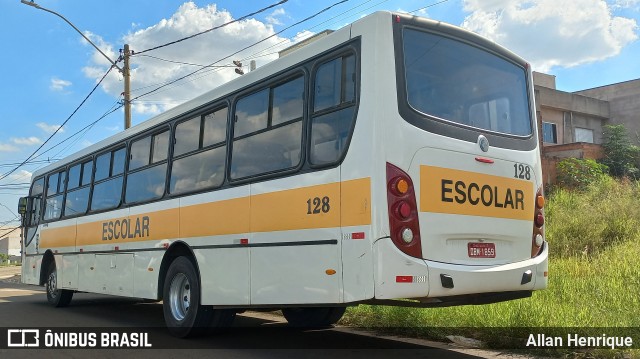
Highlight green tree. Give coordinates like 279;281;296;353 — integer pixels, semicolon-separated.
0;253;8;265
601;124;639;178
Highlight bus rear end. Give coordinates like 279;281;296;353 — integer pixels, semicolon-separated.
373;14;547;305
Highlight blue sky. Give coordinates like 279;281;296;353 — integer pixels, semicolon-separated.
0;0;639;228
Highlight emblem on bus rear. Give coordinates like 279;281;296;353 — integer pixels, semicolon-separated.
478;135;489;152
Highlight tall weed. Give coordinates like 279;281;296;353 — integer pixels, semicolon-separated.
546;177;640;257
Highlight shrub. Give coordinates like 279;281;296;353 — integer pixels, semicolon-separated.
601;124;640;178
555;157;608;190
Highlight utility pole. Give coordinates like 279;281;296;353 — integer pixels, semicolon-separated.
21;0;132;131
123;44;132;130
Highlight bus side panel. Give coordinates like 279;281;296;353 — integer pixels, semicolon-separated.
78;253;98;292
196;247;250;305
22;256;40;285
133;251;162;299
60;254;79;290
250;171;342;305
181;187;251;306
75;207;130;295
339;14;393;303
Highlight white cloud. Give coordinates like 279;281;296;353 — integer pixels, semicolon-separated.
50;78;72;92
462;0;639;72
0;143;19;152
8;169;32;182
266;8;286;25
83;2;295;115
36;122;64;134
11;137;42;146
292;30;315;43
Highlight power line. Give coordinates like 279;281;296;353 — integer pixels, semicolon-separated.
127;0;376;102
0;66;116;182
132;0;350;102
0;226;20;238
134;0;288;55
135;54;239;69
0;159;61;168
410;0;449;14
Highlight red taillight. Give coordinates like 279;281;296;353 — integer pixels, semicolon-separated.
397;201;411;219
531;187;545;257
386;162;422;258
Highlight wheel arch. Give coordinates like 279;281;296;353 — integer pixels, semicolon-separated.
39;250;56;286
157;241;200;300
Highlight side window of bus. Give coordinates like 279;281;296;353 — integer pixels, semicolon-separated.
170;107;228;195
44;170;66;221
311;54;357;165
28;178;45;225
231;76;304;180
91;148;125;212
126;129;170;204
64;159;93;217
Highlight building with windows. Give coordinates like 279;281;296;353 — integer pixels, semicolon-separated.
533;72;640;185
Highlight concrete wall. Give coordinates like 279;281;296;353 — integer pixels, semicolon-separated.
541;143;604;186
0;236;20;257
575;79;640;144
535;86;609;145
533;71;556;89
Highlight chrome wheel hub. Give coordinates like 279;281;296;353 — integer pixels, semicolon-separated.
168;273;191;321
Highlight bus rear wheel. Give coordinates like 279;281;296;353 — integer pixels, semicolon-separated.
162;256;235;337
45;262;73;307
282;307;346;328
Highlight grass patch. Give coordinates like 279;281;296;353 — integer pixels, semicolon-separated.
342;178;640;357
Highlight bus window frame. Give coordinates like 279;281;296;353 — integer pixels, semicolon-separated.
168;102;230;197
62;157;94;219
307;46;360;170
228;69;308;185
124;125;172;205
24;177;45;238
88;146;127;214
392;15;538;152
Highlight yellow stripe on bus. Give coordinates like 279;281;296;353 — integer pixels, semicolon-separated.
39;178;371;249
420;166;534;221
40;226;76;248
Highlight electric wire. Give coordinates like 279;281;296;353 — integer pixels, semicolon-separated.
134;0;288;55
0;65;115;182
131;0;350;102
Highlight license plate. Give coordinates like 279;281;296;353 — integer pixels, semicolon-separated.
468;242;496;258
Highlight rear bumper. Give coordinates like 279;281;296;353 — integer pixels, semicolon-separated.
373;237;548;301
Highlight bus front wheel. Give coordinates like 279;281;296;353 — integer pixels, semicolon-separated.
45;262;73;307
162;256;235;337
282;307;346;327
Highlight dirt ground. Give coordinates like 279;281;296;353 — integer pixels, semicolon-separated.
0;265;21;283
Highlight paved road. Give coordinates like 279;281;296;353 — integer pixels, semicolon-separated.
0;267;516;359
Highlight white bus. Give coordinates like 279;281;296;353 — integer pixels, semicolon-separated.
18;11;548;337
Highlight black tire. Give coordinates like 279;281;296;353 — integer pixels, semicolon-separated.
162;256;235;338
45;262;73;308
282;307;346;328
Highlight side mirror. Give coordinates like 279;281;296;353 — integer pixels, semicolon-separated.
18;197;29;215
